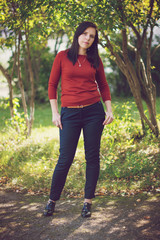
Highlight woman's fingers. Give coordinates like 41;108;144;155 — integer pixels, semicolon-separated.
52;114;62;129
103;112;114;125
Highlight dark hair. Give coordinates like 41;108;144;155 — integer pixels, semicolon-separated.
67;21;99;68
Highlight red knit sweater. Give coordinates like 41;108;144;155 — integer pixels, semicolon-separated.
48;50;111;107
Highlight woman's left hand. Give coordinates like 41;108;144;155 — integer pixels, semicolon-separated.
103;112;114;125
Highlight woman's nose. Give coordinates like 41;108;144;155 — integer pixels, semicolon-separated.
85;34;90;40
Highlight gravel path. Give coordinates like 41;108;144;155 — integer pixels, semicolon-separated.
0;189;160;240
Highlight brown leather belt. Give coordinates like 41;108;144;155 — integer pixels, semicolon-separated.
67;103;92;108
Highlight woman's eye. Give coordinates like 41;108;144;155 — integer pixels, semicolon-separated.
82;32;95;39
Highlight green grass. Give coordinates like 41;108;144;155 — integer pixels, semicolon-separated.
0;97;160;197
1;97;160;130
33;102;53;128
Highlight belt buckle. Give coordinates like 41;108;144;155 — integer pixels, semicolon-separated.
79;105;84;108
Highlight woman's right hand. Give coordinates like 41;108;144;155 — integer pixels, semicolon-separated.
52;112;62;130
50;99;62;130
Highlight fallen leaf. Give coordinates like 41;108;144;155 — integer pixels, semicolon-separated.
144;215;151;220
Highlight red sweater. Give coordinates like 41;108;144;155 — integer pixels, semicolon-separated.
48;50;111;107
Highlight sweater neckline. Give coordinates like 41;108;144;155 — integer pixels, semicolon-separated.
78;54;87;56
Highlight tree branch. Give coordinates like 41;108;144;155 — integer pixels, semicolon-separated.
101;31;126;74
149;24;154;50
11;36;17;79
141;0;154;47
0;64;11;81
151;43;160;57
129;21;141;40
127;41;136;52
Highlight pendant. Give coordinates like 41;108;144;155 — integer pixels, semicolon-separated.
79;64;81;67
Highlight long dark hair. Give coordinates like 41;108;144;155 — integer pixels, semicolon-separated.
67;21;99;68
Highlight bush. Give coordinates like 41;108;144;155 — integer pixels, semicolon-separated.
99;101;160;194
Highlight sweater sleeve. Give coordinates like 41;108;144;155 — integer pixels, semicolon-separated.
95;58;111;102
48;52;62;100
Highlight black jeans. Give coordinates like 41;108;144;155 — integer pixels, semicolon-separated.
49;101;105;201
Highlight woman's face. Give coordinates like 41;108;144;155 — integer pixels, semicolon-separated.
78;27;96;52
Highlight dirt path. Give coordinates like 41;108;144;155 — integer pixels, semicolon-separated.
0;189;160;240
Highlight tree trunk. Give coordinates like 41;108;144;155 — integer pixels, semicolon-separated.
122;28;159;136
103;29;159;137
17;32;29;133
25;24;35;136
32;51;40;94
122;29;159;136
22;44;30;101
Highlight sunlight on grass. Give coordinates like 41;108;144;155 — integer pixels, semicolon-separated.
0;98;160;197
32;126;59;141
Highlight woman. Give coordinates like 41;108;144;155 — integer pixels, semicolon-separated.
44;21;113;218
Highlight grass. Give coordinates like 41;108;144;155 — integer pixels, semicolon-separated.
0;97;160;198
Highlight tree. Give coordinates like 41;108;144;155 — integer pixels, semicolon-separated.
44;0;160;136
1;0;34;135
0;0;68;135
1;0;159;136
0;0;50;135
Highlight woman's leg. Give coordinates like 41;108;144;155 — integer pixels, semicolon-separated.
49;108;82;201
82;102;105;200
81;102;105;218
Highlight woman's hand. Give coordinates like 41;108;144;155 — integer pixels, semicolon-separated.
103;100;114;125
49;99;62;129
103;111;114;125
52;112;62;130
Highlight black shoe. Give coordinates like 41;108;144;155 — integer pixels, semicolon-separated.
43;200;55;216
81;202;92;218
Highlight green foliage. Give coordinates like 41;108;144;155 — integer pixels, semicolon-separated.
1;0;160;193
0;99;159;196
7;98;26;135
98;100;160;194
0;98;10;130
0;98;27;139
103;101;141;145
0;133;59;191
1;0;160;136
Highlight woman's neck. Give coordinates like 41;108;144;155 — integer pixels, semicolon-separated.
78;48;87;55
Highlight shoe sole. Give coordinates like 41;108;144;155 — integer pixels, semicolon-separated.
43;211;54;216
81;212;91;218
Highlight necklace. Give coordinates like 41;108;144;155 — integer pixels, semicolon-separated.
77;57;86;67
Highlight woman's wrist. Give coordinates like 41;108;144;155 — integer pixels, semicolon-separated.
104;100;112;113
50;99;59;114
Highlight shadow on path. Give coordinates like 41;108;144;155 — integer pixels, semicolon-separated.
0;190;160;240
